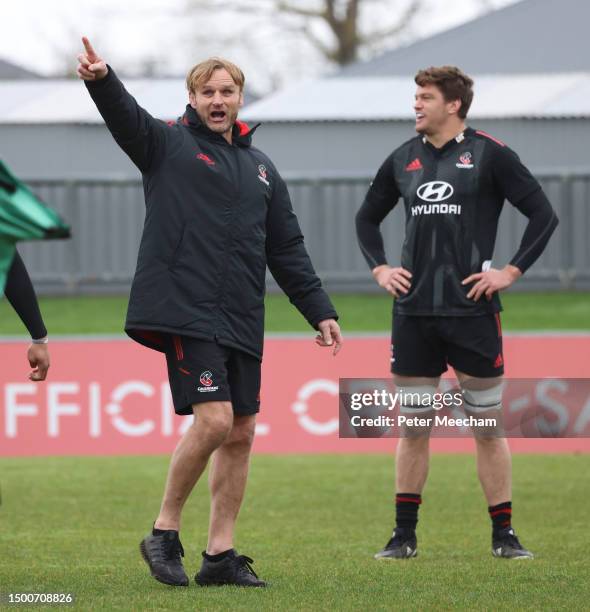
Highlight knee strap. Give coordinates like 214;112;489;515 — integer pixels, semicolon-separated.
461;383;503;413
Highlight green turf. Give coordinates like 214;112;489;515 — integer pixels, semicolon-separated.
1;292;589;336
0;454;588;610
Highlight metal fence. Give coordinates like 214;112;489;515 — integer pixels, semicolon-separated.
17;171;590;294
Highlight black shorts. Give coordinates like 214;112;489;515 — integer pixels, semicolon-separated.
165;335;261;416
391;314;504;378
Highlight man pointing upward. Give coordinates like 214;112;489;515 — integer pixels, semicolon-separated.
78;37;341;588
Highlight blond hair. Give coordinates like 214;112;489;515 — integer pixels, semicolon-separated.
186;57;245;93
415;66;474;119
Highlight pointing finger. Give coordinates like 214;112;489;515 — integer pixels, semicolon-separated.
82;36;97;62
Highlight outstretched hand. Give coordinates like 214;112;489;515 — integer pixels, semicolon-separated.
77;36;108;81
315;319;343;356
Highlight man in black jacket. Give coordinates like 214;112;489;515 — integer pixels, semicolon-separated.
78;37;341;588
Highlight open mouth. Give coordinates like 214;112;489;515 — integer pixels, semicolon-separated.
210;110;227;123
415;113;425;122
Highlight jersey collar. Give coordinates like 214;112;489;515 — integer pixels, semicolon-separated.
422;128;472;156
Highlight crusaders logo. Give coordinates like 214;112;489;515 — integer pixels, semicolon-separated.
456;151;474;169
199;371;213;387
258;164;270;186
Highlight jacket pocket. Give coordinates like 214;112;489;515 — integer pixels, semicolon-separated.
168;225;187;269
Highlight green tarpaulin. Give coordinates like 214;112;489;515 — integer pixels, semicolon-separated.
0;160;70;293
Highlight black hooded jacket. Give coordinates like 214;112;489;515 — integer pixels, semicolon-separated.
86;68;337;359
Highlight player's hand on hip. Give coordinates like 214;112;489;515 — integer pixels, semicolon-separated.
77;36;108;81
372;265;412;297
27;343;50;381
315;319;343;356
462;265;522;301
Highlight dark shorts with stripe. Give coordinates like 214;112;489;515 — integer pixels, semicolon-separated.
165;335;261;416
391;314;504;378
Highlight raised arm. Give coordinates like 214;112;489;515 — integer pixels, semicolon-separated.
77;36;167;173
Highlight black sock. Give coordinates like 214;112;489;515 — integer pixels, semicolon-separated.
204;548;234;562
489;501;512;532
395;492;422;531
152;527;177;536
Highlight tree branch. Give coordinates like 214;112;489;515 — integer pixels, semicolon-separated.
276;1;326;19
358;0;422;45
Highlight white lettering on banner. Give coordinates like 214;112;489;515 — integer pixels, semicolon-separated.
161;383;174;437
574;394;590;434
89;382;101;437
106;381;155;436
48;383;80;437
535;379;568;436
291;379;339;435
5;384;37;438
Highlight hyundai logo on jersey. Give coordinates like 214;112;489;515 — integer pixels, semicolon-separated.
416;181;454;202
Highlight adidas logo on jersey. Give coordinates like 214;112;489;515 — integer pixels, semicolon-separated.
405;158;423;171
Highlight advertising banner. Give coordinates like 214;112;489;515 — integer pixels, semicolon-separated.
1;335;589;456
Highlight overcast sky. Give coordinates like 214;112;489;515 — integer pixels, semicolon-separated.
2;0;517;93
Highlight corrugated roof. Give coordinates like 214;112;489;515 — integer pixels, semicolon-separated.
241;73;590;122
0;79;257;124
337;0;590;77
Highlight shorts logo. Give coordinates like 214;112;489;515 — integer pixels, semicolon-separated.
456;151;474;169
199;371;213;387
198;370;219;393
417;181;454;202
258;164;270;186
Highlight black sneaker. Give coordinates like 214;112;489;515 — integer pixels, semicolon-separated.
374;528;418;559
492;527;534;559
195;550;266;587
140;530;189;586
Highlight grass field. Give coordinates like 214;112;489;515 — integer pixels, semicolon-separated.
1;291;589;335
2;295;588;610
1;454;589;611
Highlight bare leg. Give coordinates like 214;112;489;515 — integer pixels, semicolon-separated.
474;436;512;505
206;414;257;554
396;436;431;493
394;375;439;494
154;401;234;531
455;370;511;505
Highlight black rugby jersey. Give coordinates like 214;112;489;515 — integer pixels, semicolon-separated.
356;127;558;316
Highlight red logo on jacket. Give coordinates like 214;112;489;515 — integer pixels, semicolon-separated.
197;153;215;166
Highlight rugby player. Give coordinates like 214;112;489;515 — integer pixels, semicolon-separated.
78;37;342;587
356;66;558;560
